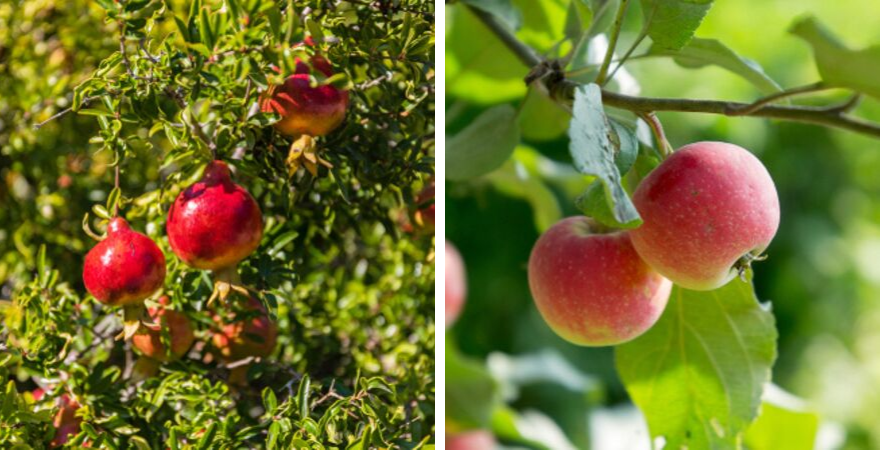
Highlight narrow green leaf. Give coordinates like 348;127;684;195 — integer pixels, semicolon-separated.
616;273;777;449
651;38;782;95
446;105;520;181
265;2;282;41
173;15;192;43
297;375;311;419
639;0;714;51
198;7;215;49
568;83;639;225
790;16;880;98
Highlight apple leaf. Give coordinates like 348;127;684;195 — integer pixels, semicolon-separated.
519;87;571;142
615;274;777;449
461;0;523;31
575;180;641;229
651;38;783;95
447;105;520;181
564;0;593;43
568;84;640;225
446;336;501;431
744;384;819;450
446;6;529;104
487;155;562;233
639;0;714;51
790;16;880;99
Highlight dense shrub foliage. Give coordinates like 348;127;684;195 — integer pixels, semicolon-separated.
0;0;435;447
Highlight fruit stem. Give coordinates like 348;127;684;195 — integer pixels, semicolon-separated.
637;112;673;159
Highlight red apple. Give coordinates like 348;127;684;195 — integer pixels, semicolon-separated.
132;296;195;362
212;297;278;361
446;430;496;450
167;160;263;271
630;141;780;290
528;217;671;346
259;53;349;138
445;241;467;327
83;217;166;306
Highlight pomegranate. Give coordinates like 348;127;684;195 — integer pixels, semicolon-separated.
414;180;435;230
50;394;82;448
259;52;349;138
212;297;277;360
132;296;195;362
83;217;166;306
166;160;263;271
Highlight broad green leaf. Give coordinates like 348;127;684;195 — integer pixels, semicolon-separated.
575;180;641;228
446;336;501;430
616;274;777;449
461;0;523;31
790;16;880;99
651;38;782;95
608;119;638;174
568;84;639;225
640;0;714;51
518;87;570;142
743;384;819;450
564;0;593;43
512;0;568;52
486;149;562;232
446;6;529;103
446;105;520;181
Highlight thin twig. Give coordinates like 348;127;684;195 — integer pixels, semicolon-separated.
467;5;880;140
604;31;647;85
32;96;99;129
595;0;630;85
729;82;830;116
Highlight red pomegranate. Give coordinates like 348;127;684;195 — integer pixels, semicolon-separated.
83;217;166;306
212;297;278;360
132;296;196;362
50;394;83;448
259;52;349;138
166;160;263;271
414;180;435;230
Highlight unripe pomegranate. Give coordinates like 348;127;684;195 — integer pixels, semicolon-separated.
259;54;349;138
212;297;277;360
83;217;166;306
167;161;263;271
132;296;195;362
50;394;82;448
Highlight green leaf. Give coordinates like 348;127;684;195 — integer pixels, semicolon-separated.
639;0;714;51
461;0;523;31
446;337;500;430
486;150;562;232
198;7;215;49
564;0;593;43
446;105;520;181
586;0;619;37
790;16;880;98
650;38;782;95
575;180;641;228
446;6;529;104
744;384;819;450
568;84;639;225
616;273;778;449
518;87;571;142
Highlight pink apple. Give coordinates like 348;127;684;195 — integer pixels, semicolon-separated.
446;430;496;450
528;216;672;346
630;141;780;290
446;241;467;327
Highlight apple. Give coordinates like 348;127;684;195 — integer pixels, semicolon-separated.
630;141;780;290
528;216;672;346
83;217;166;306
445;241;467;327
132;296;195;362
446;430;496;450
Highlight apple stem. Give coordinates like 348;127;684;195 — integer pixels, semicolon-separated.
637;112;673;159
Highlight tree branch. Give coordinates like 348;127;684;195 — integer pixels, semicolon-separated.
466;4;880;140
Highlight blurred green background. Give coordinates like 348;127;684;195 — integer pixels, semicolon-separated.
447;0;880;448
